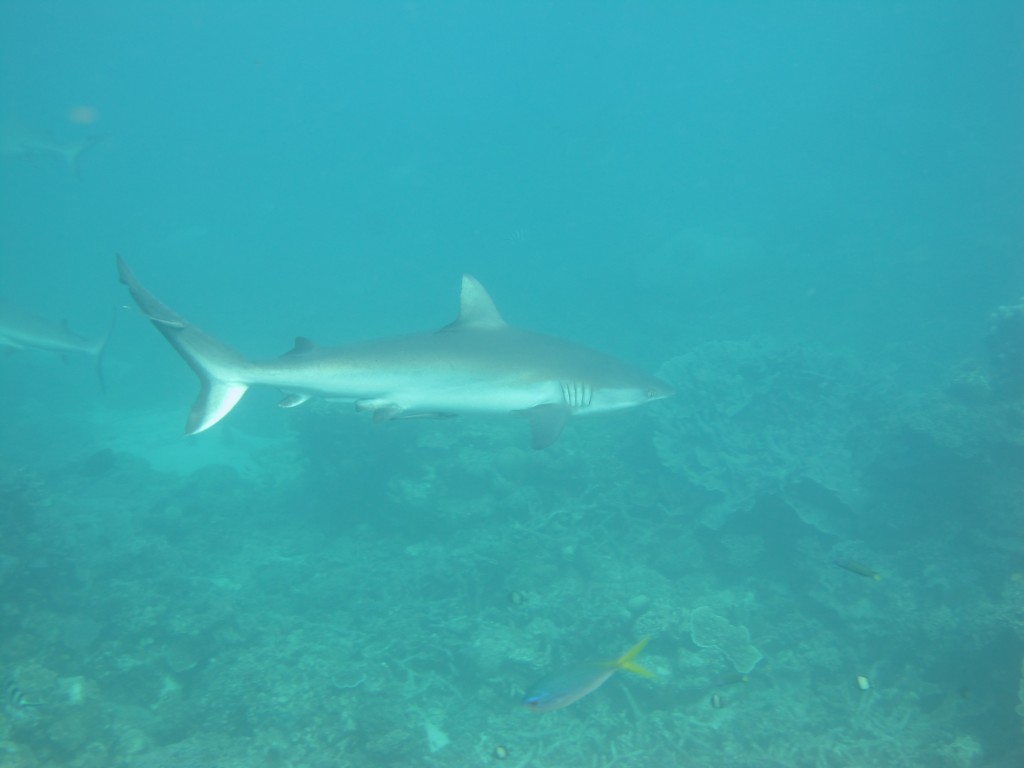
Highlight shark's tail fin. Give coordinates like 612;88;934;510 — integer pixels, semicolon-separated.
87;310;116;393
117;255;251;434
63;135;104;180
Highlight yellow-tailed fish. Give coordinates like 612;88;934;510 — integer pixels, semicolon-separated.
523;638;653;712
835;558;881;580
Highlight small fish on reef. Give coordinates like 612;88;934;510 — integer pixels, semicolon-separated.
834;558;881;581
523;637;654;712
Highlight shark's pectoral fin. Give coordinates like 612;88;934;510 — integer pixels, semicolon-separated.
517;403;571;449
187;380;248;435
278;393;311;408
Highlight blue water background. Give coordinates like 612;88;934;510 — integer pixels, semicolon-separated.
1;2;1022;766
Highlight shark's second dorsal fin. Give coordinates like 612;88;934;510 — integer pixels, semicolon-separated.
442;275;506;331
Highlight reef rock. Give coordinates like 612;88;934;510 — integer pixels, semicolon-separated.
654;338;894;530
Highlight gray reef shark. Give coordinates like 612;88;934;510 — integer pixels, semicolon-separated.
0;302;113;389
117;255;673;448
1;118;102;179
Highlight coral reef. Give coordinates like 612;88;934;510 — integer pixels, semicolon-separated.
987;296;1024;398
1019;657;1024;733
3;301;1023;766
689;606;763;674
654;339;894;530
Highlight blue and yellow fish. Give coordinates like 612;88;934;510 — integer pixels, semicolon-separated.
524;638;653;712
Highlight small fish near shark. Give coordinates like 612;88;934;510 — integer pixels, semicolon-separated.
0;302;113;390
116;256;673;448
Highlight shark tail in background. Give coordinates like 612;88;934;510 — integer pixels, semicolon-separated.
88;311;116;393
63;136;104;180
116;254;251;434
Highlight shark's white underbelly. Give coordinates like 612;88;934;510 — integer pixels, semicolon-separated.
383;379;561;414
255;363;563;415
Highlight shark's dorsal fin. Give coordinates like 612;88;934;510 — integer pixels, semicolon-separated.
285;337;318;355
443;275;506;331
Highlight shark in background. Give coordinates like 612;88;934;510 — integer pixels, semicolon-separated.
0;301;113;389
117;256;673;448
1;117;103;179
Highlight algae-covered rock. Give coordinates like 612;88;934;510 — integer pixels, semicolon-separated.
988;296;1024;398
0;741;37;768
43;704;108;760
363;727;418;764
1017;657;1024;727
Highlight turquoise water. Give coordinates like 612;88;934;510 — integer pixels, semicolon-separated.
1;2;1022;766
